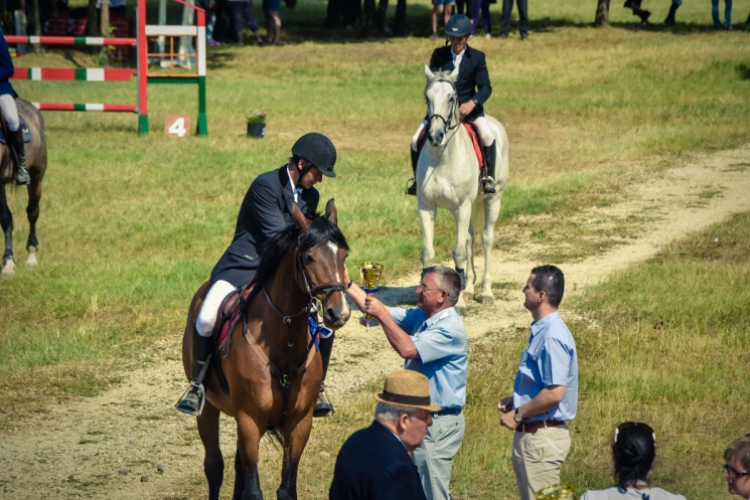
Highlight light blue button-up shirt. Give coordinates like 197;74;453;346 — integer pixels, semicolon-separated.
513;311;578;422
390;306;468;410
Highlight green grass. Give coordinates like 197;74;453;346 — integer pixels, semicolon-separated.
1;0;749;408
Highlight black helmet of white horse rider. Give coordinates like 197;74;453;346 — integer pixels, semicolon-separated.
445;14;472;38
291;132;337;178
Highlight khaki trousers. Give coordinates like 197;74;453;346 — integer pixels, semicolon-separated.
511;424;571;500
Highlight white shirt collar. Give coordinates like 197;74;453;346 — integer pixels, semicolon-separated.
286;165;302;203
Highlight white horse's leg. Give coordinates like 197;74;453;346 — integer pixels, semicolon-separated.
418;202;437;272
452;202;473;313
464;220;476;302
479;194;502;305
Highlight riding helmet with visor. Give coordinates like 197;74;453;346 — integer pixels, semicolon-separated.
291;132;337;178
445;14;472;38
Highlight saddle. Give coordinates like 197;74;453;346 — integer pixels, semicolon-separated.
416;121;486;169
0;113;33;183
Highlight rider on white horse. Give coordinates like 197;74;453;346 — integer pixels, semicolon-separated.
0;27;30;185
407;14;495;196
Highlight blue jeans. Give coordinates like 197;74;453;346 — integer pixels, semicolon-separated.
712;0;732;28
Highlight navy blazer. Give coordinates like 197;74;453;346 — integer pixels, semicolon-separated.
329;421;427;500
0;28;18;97
210;165;320;287
430;45;491;121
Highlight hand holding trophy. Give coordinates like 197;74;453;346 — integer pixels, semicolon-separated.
357;262;384;327
535;484;574;500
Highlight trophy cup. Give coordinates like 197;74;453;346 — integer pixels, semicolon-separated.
358;262;384;328
535;484;574;500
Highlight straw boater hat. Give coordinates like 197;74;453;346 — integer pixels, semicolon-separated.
376;370;441;412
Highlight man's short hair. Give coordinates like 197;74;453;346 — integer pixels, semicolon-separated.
423;266;461;306
375;401;419;422
530;265;565;308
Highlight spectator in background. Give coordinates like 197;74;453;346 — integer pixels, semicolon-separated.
712;0;733;29
580;422;687;500
478;0;493;37
229;0;263;46
497;265;577;500
329;370;435;500
431;0;455;40
263;0;282;45
724;434;750;499
624;0;651;23
199;0;220;46
499;0;528;39
664;0;681;24
97;0;127;17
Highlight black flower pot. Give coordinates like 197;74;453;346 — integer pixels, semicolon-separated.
247;122;266;138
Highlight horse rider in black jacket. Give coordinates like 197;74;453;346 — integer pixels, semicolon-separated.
407;14;496;196
176;132;340;418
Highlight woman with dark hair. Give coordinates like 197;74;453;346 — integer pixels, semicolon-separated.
580;422;686;500
724;434;750;499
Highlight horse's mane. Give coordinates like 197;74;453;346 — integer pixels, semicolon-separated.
245;213;348;301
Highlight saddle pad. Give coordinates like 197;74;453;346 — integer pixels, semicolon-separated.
0;116;33;145
463;122;484;168
216;286;253;354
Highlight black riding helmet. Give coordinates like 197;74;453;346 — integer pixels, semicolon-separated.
445;14;472;38
291;132;337;178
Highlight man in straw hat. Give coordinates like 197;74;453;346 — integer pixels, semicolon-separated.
346;265;468;500
329;370;437;500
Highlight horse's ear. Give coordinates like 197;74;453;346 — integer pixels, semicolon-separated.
424;64;434;82
291;203;311;233
325;198;338;226
448;66;459;82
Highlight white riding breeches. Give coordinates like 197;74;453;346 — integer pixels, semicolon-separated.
195;280;237;337
0;94;20;132
411;116;494;150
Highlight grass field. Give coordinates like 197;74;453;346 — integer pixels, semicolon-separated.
1;1;749;497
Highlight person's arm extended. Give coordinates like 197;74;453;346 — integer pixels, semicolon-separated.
347;283;418;360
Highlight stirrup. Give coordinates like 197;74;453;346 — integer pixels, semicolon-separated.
15;166;30;186
481;177;496;194
313;386;335;417
405;178;417;196
175;381;206;417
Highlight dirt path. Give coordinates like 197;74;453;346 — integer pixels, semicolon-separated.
2;146;749;499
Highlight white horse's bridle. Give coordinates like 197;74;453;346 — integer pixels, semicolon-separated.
425;77;461;142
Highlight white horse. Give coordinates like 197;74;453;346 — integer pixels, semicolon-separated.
416;65;509;313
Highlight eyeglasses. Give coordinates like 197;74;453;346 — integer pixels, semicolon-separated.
416;284;444;294
724;464;750;479
614;421;656;445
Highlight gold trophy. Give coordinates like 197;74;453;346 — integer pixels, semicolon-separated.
358;262;384;327
535;484;574;500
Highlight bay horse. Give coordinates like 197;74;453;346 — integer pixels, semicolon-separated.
1;98;47;278
182;199;350;500
417;65;509;313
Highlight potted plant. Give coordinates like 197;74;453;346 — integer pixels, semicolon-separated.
247;108;266;138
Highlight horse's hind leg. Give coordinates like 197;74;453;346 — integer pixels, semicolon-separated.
452;202;473;314
479;196;502;305
24;173;42;267
0;186;15;278
197;401;224;500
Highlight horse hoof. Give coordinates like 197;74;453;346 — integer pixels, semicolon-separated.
2;260;16;278
26;252;38;267
462;291;474;302
480;295;494;306
455;303;467;315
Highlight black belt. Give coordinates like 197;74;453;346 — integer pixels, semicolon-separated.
432;407;462;416
516;420;565;433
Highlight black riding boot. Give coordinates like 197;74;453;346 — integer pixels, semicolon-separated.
314;333;335;417
664;3;679;24
176;330;214;416
481;142;497;194
11;129;29;185
406;147;420;196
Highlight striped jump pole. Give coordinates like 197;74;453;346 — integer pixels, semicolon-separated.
3;36;136;46
32;103;137;112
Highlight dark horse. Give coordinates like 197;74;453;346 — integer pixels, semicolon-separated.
182;199;351;500
1;98;47;278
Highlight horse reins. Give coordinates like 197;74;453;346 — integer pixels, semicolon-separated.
251;238;347;427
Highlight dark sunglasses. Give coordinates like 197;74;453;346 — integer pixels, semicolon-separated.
614;421;656;445
723;464;750;479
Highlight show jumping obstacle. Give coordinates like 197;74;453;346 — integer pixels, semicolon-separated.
3;0;208;136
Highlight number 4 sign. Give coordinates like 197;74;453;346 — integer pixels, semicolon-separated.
165;115;191;138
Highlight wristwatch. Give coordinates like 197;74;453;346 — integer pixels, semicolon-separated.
514;408;523;424
472;98;480;106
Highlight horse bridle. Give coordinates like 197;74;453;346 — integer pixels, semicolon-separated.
425;77;461;137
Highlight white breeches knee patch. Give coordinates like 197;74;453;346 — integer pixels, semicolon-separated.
195;280;237;337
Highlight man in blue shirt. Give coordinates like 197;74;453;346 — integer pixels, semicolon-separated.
497;265;578;500
347;266;468;500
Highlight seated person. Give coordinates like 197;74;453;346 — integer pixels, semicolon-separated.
580;422;686;499
724;434;750;499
